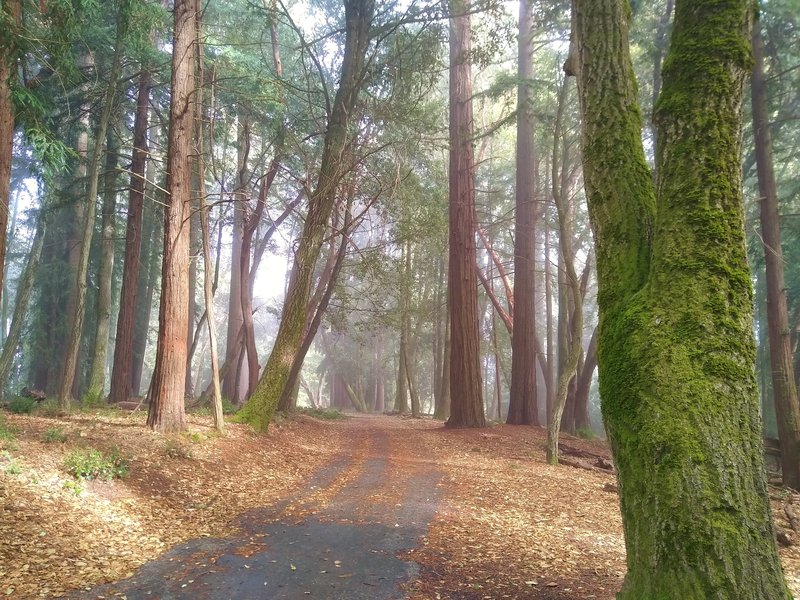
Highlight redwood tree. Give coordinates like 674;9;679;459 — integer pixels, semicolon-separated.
446;0;484;428
569;0;789;595
507;0;538;426
109;68;151;405
147;0;197;433
751;26;800;490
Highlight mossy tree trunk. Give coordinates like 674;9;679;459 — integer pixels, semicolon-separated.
235;0;374;432
570;0;790;596
751;26;800;490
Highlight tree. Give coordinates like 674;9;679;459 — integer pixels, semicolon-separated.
751;25;800;490
58;1;128;409
446;0;484;428
0;0;21;313
507;0;538;426
109;67;151;405
235;0;375;432
147;0;198;433
568;0;790;595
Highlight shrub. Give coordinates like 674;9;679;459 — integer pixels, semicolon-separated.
298;407;346;420
576;427;595;440
35;400;61;417
80;387;104;409
42;428;67;444
64;447;129;480
8;396;37;414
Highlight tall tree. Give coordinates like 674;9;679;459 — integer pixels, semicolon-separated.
58;2;128;409
507;0;538;426
147;0;197;432
751;25;800;490
446;0;484;428
568;0;789;595
0;0;21;312
109;67;151;405
236;0;375;432
87;129;120;397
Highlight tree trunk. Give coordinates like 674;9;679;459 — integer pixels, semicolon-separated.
131;202;159;396
0;210;45;392
570;0;790;595
87;129;120;397
573;326;596;432
446;0;484;428
222;118;248;403
276;202;352;413
508;0;538;426
0;0;21;314
235;0;374;432
751;26;800;491
148;0;196;433
109;67;151;405
59;8;126;409
434;309;451;420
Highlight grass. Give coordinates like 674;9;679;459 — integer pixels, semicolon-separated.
42;427;68;444
8;396;37;414
0;416;17;450
64;447;130;481
297;407;347;420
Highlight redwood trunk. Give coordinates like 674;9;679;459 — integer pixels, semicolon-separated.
109;68;151;405
147;0;196;432
446;0;484;428
508;0;538;426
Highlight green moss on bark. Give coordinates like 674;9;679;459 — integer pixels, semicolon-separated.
574;0;790;597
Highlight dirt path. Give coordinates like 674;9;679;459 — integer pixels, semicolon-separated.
69;416;442;600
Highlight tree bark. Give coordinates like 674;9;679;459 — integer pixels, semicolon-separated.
571;0;790;595
236;0;374;432
751;26;800;491
508;0;538;426
0;210;45;391
446;0;484;428
59;7;126;409
222;117;249;403
109;67;151;405
87;128;120;397
0;0;21;315
148;0;197;433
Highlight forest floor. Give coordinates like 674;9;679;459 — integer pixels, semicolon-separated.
1;410;799;599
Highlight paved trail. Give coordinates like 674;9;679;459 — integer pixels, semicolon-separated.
71;417;442;600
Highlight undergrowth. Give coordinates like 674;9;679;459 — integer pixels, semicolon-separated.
64;447;130;481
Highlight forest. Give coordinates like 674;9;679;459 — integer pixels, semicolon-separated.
1;0;800;598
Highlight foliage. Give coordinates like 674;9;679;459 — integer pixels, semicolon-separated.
575;427;595;440
0;416;17;447
41;427;67;444
80;387;105;409
64;447;129;480
7;396;37;414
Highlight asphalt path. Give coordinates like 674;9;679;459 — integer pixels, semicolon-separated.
68;420;442;600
